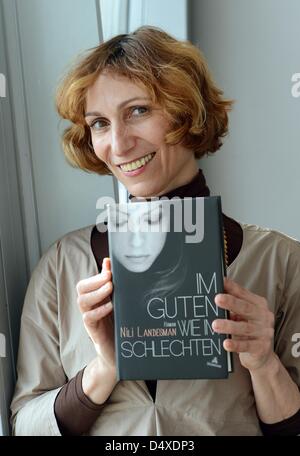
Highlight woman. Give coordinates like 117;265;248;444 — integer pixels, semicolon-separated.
11;26;300;436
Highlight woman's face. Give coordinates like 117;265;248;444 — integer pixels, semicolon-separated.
85;72;198;198
109;202;169;273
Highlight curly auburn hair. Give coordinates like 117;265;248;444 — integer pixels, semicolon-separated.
56;26;233;175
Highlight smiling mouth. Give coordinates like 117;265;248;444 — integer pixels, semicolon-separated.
118;152;155;172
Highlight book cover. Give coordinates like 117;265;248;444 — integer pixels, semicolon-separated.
107;196;232;380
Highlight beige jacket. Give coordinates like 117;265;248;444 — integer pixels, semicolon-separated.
10;223;300;435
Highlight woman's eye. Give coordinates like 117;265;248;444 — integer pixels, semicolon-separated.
146;210;162;225
90;119;107;130
131;106;149;116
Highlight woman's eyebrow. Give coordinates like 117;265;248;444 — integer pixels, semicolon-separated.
85;97;150;117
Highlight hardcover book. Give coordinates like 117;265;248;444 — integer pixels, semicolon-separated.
107;196;232;380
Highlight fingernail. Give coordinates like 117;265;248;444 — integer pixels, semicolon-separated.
212;320;219;330
215;294;224;304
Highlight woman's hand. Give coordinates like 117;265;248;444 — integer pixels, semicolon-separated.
212;277;275;372
77;257;115;372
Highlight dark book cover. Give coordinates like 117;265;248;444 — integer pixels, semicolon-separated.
107;196;232;380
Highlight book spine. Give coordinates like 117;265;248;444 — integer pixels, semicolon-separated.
107;207;122;381
216;196;227;281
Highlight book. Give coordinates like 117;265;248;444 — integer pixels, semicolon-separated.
107;196;232;380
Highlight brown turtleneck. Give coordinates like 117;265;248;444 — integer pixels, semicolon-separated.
54;169;300;436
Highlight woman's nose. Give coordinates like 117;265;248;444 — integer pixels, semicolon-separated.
110;122;136;157
129;231;144;248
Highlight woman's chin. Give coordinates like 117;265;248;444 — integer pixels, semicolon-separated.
125;265;148;273
124;181;162;198
120;258;153;273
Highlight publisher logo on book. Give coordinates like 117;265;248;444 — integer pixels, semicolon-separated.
96;196;205;244
207;356;222;368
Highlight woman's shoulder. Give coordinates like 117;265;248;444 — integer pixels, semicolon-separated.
229;222;300;300
56;224;94;251
240;222;300;246
33;225;95;274
238;222;300;261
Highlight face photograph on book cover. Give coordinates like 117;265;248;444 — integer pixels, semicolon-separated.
109;201;169;273
109;201;189;303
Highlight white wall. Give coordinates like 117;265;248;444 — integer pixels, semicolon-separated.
128;0;187;39
100;0;187;40
0;2;28;435
190;0;300;240
3;0;115;270
0;0;114;435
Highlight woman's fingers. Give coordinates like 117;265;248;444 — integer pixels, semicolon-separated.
76;257;111;296
222;338;272;354
76;258;115;363
223;278;265;307
82;301;113;328
212;318;274;339
215;292;271;323
76;258;113;334
78;281;113;312
102;257;111;273
76;270;111;295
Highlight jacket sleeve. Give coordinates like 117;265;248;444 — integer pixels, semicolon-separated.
10;242;66;436
274;239;300;388
257;241;300;436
